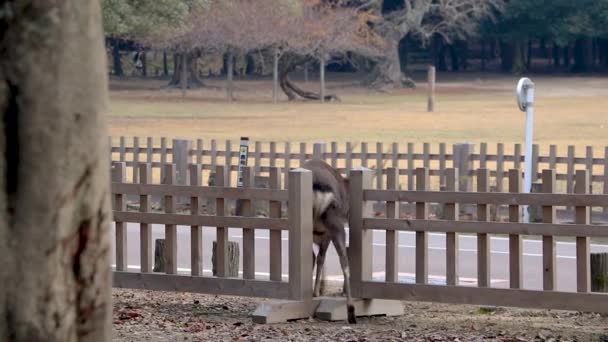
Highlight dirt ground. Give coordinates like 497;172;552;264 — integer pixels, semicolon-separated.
113;288;608;342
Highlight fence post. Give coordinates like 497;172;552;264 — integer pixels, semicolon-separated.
163;163;177;275
508;169;523;289
541;169;556;291
112;162;127;271
348;168;374;298
189;163;203;276
445;168;460;286
139;163;152;273
173;138;192;204
415;168;429;284
288;168;313;300
313;142;326;161
575;169;591;292
453;143;474;214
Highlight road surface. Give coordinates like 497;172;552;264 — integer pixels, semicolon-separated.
111;223;608;292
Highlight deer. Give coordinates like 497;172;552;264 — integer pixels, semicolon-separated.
302;159;356;324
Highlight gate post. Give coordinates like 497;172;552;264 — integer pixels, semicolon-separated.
348;168;374;298
313;142;326;161
288;168;313;301
172;138;192;204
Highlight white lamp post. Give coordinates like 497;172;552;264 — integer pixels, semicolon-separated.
516;78;535;223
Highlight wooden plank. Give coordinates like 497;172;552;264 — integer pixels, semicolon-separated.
210;139;218;173
358;281;608;314
586;146;594;187
215;165;229;278
392;142;399;169
496;143;504;192
445;168;459;286
284;142;291;182
146;137;153;165
196;139;203;167
241;167;256;280
423;143;430;170
576;170;591;293
407;143;414;190
163;164;177;275
139;163;153;273
567;146;575;194
132;137;140;183
269;167;283;282
386;168;399;283
439;143;446;187
509;169;522;289
190;164;203;276
604;147;608;213
160;137;167;181
361;142;368;168
288;168;313;300
111;183;288;201
532;144;539;181
331;142;338;169
479;142;487;169
270;142;277;167
225;140;232;186
362;218;608;237
415;168;429;284
542;169;556;291
344;142;352;171
477;169;491;287
254;141;262;175
113;211;288;230
112;162;127;271
361;189;608;207
300;142;307;167
376;142;383;190
514;144;522;171
119;136;126;162
114;272;290;299
549;145;557;171
348;168;374;298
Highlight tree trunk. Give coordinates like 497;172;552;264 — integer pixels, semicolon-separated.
163;51;169;77
0;1;112;341
563;46;570;68
526;39;533;71
437;44;448;72
319;54;326;103
272;49;280;104
574;37;594;72
553;42;560;68
500;40;514;72
111;39;124;76
226;51;234;101
181;53;187;97
279;54;339;101
141;51;147;77
364;36;416;89
481;40;487;72
448;44;459;71
168;52;204;89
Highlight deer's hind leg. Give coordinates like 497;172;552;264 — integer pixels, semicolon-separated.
313;237;330;297
324;209;356;324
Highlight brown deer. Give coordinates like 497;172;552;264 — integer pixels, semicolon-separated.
302;159;356;324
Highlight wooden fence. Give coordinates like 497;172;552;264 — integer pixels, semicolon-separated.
111;162;312;300
350;166;608;312
109;137;608;197
111;159;608;314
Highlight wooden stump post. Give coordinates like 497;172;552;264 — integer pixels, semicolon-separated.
528;182;543;222
153;239;166;273
591;253;608;292
212;241;239;277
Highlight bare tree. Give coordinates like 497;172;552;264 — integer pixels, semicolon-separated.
1;0;112;341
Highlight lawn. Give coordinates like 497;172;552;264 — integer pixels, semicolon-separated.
108;73;608;155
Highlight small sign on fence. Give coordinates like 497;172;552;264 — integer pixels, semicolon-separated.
237;137;250;187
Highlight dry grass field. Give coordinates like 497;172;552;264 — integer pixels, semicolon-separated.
108;73;608;155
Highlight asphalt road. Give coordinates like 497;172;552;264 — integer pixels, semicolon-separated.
111;222;608;292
